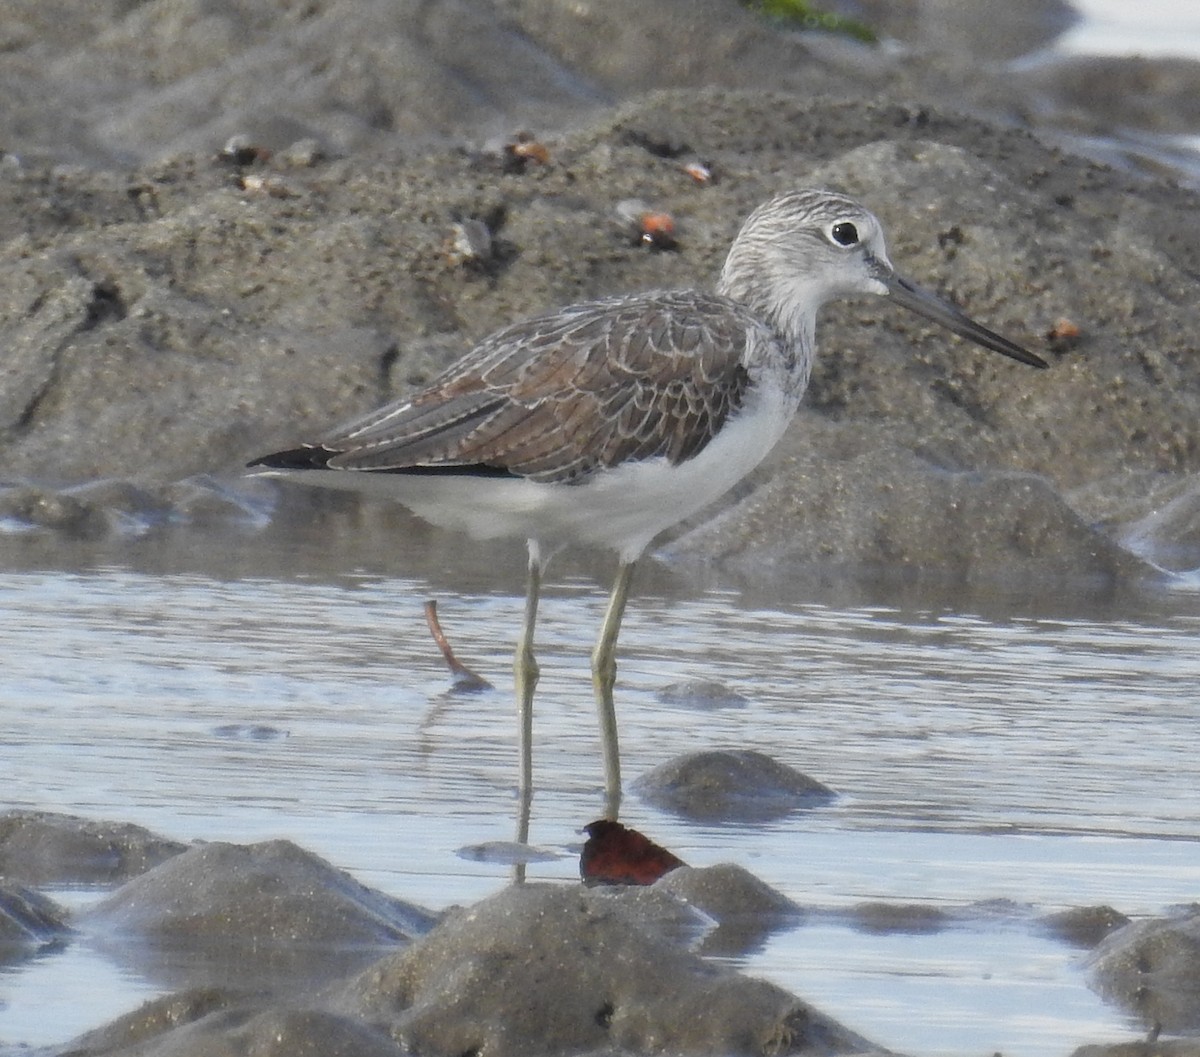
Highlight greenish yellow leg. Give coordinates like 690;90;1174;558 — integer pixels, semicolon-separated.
591;561;635;818
514;556;542;799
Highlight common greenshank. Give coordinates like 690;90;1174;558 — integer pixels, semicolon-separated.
249;189;1047;813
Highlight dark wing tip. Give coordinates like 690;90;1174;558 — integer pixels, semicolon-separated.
248;445;525;480
247;445;337;471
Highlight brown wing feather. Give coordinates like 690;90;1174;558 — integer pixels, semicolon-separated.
310;291;759;483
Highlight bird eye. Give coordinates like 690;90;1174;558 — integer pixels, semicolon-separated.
829;221;859;247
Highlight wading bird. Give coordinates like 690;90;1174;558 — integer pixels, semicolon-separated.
250;189;1046;815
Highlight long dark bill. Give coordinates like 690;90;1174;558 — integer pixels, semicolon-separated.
881;270;1048;369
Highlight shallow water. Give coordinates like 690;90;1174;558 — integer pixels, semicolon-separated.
1;518;1199;1056
1049;0;1200;187
1061;0;1200;59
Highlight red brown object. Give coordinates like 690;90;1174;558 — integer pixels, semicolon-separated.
681;159;715;184
638;211;677;250
504;132;551;168
424;599;492;691
580;819;686;886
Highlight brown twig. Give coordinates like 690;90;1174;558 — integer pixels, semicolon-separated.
424;599;493;692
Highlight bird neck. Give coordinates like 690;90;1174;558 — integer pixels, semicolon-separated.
718;264;819;359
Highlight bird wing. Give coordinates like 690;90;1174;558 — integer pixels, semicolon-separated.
271;291;760;485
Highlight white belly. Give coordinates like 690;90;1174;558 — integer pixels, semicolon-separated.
257;382;797;563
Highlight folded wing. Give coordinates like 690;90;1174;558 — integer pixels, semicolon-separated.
252;291;759;485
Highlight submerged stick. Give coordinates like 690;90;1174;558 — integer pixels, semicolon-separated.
424;599;493;692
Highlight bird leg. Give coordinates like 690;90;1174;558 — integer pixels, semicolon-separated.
514;555;542;801
592;560;635;818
